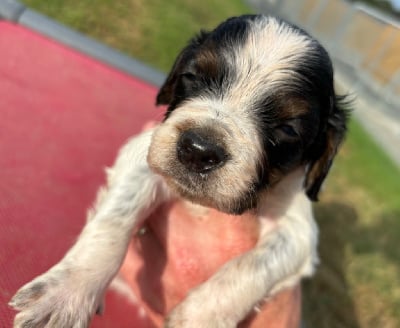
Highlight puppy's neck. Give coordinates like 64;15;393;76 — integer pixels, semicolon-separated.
177;167;310;223
257;167;310;221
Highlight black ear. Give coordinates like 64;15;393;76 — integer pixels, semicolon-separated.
305;95;350;201
156;31;210;106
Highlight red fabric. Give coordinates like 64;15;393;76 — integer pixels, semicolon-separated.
0;21;159;327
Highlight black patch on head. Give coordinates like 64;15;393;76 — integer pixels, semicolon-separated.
156;15;256;117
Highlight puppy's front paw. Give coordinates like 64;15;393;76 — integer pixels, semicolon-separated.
9;266;103;328
164;293;235;328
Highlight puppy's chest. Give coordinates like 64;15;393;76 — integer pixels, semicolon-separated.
181;199;278;242
182;201;211;219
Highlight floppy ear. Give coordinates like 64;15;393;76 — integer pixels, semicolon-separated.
305;95;350;201
156;31;210;106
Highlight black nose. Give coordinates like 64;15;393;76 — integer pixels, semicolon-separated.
177;130;227;173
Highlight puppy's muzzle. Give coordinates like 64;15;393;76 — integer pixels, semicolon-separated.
177;130;228;173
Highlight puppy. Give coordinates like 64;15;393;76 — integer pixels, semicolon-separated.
10;14;348;327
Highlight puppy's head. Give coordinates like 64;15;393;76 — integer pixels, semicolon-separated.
148;15;349;214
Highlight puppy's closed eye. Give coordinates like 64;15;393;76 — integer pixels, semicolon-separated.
275;121;302;140
277;124;298;137
180;72;197;82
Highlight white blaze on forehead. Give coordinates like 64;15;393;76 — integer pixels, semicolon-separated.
225;17;314;109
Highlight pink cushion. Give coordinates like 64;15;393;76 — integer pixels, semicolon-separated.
0;21;159;327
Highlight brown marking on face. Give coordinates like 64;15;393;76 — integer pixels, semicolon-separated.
277;97;310;119
175;118;198;133
194;46;220;80
305;125;342;200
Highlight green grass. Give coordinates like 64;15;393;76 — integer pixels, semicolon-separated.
303;119;400;328
22;0;250;72
337;119;400;208
21;1;400;327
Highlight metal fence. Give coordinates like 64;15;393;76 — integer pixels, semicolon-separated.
248;0;400;109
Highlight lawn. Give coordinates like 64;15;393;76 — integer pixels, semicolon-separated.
303;119;400;328
21;0;400;327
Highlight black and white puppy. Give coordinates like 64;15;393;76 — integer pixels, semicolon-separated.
10;14;348;327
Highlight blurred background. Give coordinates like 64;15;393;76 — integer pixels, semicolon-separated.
15;0;400;327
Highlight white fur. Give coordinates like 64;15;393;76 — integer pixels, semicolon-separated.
226;17;313;107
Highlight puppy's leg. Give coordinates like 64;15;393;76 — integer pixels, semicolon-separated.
165;193;318;328
10;129;169;328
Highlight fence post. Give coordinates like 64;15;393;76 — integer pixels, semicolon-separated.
330;2;356;54
365;28;397;85
306;0;330;30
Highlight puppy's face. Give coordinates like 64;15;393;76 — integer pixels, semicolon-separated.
148;15;348;214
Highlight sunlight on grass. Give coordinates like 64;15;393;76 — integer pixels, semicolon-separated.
337;119;400;208
22;0;250;71
304;119;400;327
